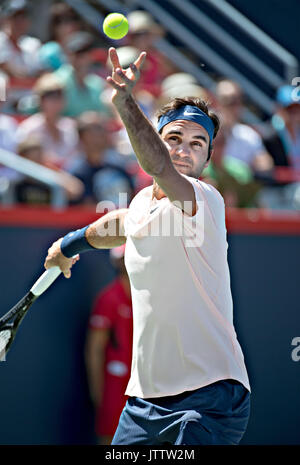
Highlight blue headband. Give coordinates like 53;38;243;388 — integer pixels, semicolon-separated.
157;105;215;147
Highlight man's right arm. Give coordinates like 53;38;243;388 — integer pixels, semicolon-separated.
86;208;128;249
44;208;128;278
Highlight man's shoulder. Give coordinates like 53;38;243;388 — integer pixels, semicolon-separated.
17;113;43;131
183;175;224;203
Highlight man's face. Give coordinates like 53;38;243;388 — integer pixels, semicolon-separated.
161;119;210;178
41;90;64;117
81;124;109;152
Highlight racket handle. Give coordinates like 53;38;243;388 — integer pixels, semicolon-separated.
30;267;62;296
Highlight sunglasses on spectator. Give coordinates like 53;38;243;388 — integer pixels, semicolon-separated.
41;90;63;99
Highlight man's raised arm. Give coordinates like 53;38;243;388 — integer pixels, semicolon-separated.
44;208;128;278
107;48;169;177
106;48;197;215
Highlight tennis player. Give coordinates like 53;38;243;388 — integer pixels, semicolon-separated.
45;47;251;445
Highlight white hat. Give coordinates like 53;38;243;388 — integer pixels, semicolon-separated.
161;73;198;93
161;83;207;100
128;10;163;35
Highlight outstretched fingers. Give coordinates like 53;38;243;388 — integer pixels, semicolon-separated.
106;75;126;91
109;47;121;71
106;48;147;95
134;51;147;71
116;68;134;85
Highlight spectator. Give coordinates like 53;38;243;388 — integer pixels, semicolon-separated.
85;244;132;445
39;2;82;71
0;88;21;183
157;72;209;109
126;10;177;97
201;127;261;208
12;135;83;205
67;111;135;207
260;85;300;170
257;85;300;209
0;0;43;78
0;99;18;154
16;73;79;168
54;32;109;117
216;79;274;174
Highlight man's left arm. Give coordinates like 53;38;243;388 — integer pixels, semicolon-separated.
107;48;197;216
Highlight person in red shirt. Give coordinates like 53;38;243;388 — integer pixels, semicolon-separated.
85;244;132;445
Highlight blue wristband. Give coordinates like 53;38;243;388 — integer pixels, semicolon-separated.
60;226;96;258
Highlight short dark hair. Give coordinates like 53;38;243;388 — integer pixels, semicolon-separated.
156;97;220;161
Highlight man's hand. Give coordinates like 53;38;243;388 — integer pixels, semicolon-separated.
44;238;79;278
106;47;146;104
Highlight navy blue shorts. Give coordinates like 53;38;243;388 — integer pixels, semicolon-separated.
111;379;250;445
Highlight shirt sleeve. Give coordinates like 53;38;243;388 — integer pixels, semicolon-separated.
88;291;116;330
170;174;220;218
169;175;227;249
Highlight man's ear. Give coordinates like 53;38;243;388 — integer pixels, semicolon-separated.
204;155;211;169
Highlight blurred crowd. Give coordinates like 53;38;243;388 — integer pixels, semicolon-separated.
0;0;299;210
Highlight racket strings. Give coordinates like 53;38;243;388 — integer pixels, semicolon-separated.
0;329;12;361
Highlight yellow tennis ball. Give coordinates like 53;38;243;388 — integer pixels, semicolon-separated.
103;13;129;40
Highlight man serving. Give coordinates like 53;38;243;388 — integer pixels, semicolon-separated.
45;47;250;445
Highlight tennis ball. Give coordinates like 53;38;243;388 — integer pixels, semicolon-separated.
103;13;129;40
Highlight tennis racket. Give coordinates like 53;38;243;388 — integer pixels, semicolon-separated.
0;267;61;361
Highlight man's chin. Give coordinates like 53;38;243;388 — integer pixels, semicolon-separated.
174;164;193;176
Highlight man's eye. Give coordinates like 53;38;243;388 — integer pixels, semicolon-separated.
169;136;179;141
192;141;202;147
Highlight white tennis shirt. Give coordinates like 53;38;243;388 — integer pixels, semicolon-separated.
123;175;250;398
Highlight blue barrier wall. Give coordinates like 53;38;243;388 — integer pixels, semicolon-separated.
0;224;299;445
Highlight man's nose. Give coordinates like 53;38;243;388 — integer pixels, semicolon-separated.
176;143;190;156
